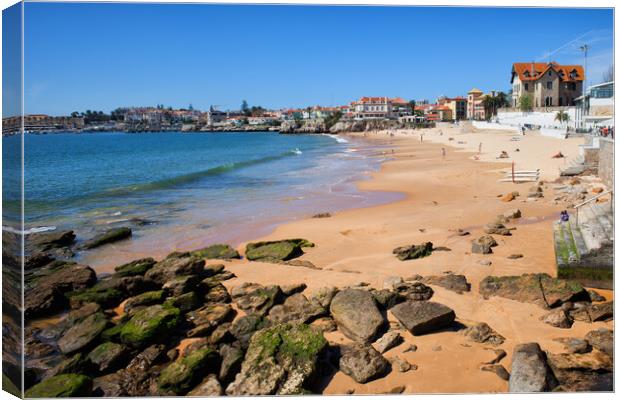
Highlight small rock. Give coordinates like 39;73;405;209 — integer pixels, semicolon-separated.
312;212;331;218
339;343;390;383
588;290;606;302
463;322;505;346
541;309;573;329
421;273;470;294
392;242;433;261
387;385;405;394
481;364;510;381
391;357;411;372
391;301;455;335
280;283;307;296
403;344;418;353
373;331;402;354
507;254;524;259
471;235;498;254
584;328;613;356
552;338;591;354
478;260;492;266
382;275;403;289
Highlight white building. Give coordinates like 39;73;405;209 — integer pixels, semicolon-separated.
575;81;614;129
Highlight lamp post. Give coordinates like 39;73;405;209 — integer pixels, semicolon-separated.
579;44;589;130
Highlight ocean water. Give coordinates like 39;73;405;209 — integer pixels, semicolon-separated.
3;131;400;269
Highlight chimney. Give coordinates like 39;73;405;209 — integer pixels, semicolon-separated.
531;61;535;76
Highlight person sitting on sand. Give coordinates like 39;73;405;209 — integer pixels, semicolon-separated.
559;210;570;224
552;151;564;158
498;151;509;159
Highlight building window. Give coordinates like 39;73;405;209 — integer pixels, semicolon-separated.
546;81;553;90
524;83;529;91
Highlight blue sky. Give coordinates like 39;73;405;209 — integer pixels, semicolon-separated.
19;3;614;115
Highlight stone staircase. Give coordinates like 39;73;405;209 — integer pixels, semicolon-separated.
560;155;597;176
553;197;613;289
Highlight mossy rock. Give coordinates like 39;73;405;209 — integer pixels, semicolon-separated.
66;286;124;309
87;342;129;373
124;290;166;314
164;291;200;313
81;227;132;249
392;242;434;261
120;304;180;348
25;374;92;397
3;373;20;398
158;347;221;394
245;239;314;262
226;323;327;395
191;244;241;260
57;312;109;354
114;257;156;277
101;321;126;342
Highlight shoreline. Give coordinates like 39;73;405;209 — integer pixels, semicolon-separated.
22;125;613;394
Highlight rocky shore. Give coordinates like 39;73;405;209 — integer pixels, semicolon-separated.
9;124;614;396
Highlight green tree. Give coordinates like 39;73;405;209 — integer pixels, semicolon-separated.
555;110;570;126
518;95;533;112
325;111;342;129
241;100;250;116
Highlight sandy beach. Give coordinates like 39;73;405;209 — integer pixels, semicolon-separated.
206;124;612;394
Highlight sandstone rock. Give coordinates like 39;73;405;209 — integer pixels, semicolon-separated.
471;235;498;254
120;305;181;348
244;239;314;262
281;283;307;296
330;289;385;343
267;293;326;324
114;258;156;277
144;255;205;285
205;283;232;304
186;303;235;337
481;364;510;381
158;347;220;394
391;301;455;335
541;309;574;329
373;331;402;354
25;262;97;317
115;344;167;396
230;314;272;349
339;343;390;383
570;301;613;323
501;193;516;202
391;357;412;372
218;344;244;384
508;343;558;392
58;312;109;354
421;273;470;294
226;323;327;395
462;322;505;345
310;317;337;333
81;227;132;249
187;374;223;396
27;230;76;252
547;351;613;372
164;291;200;313
502;209;522;219
479;273;587;308
507;253;524;259
553;338;591;354
124;290;166;315
310;286;338;308
392;242;433;261
162;274;201;296
393;281;434;301
584;329;613;356
25;374;92;398
383;275;403;289
370;289;401;309
87;342;129;373
231;282;283;316
191;244;241;260
484;223;512;236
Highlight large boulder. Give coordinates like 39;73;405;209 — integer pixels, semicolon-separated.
123;290;166;315
145;255;205;285
66;286;125;309
421;273;470;294
509;343;558;392
25;261;97;317
268;293;326;324
330;289;385;343
81;227;132;249
162;274;201;296
230;314;272;348
218;344;244;383
390;301;455;335
120;304;181;348
27;230;76;252
540;309;574;329
570;301;613;323
25;374;92;398
244;239;314;262
114;258;156;277
58;312;109;354
339;343;390;383
392;242;433;261
479;274;587;308
231;283;283;316
187;374;223;396
226;323;327;395
546;351;613;391
158;347;220;394
191;244;241;260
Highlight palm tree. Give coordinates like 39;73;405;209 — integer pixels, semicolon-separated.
481;95;495;120
555;110;570;127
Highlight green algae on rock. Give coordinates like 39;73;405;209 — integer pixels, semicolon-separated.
120;304;181;348
25;374;92;398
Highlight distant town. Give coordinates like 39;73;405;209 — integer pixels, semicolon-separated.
2;61;614;136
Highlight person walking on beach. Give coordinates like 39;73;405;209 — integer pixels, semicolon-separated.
478;142;482;154
441;147;446;159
